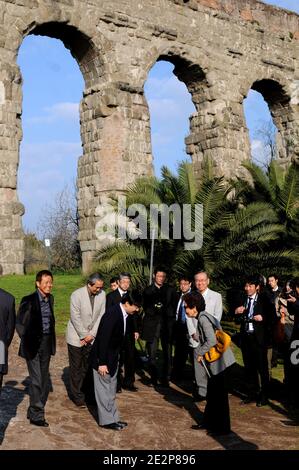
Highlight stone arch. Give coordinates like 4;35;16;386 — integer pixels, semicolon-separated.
248;79;296;165
142;50;211;179
28;22;103;90
0;17;112;274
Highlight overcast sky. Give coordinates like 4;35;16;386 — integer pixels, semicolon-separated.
16;0;299;231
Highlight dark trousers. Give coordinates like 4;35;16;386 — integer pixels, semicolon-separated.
203;369;231;433
146;326;173;383
67;343;92;404
241;333;269;399
26;334;52;421
172;322;190;378
146;336;160;384
0;373;3;393
120;333;136;387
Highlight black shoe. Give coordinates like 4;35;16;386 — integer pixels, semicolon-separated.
256;398;269;407
191;423;207;430
207;429;231;436
117;421;128;428
73;401;87;409
159;379;170;387
30;419;49;427
122;385;138;392
193;393;206;402
240;396;255;405
101;422;123;431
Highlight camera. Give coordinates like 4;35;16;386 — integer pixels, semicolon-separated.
154;302;163;309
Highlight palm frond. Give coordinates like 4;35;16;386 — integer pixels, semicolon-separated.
277;162;299;219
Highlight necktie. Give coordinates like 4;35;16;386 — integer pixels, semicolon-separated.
247;297;253;319
246;297;254;333
178;299;186;324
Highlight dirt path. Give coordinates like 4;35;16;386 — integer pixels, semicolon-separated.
0;336;298;450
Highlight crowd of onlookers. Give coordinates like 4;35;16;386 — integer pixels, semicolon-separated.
0;268;298;434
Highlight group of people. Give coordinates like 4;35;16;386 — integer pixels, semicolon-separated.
233;274;299;409
0;268;298;435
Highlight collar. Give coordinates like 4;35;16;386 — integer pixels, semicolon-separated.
37;289;49;302
120;302;128;319
248;293;258;301
180;288;191;297
118;287;127;296
200;288;209;298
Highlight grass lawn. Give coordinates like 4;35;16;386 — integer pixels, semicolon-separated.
0;273;85;334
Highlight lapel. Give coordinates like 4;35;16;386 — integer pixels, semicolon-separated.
83;286;93;317
93;290;103;314
34;291;42;318
116;303;125;337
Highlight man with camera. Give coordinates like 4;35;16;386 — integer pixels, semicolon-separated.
141;267;177;387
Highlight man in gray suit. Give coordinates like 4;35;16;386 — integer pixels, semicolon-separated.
187;271;223;400
91;291;142;430
66;273;106;407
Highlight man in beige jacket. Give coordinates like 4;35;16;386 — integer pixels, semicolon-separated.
66;273;106;407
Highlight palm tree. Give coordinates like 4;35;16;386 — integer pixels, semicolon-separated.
231;159;299;271
94;161;292;296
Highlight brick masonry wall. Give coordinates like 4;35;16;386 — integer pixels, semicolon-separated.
0;0;297;273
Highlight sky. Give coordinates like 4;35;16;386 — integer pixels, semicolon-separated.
16;0;299;232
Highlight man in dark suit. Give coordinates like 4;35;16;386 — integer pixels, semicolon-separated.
0;287;16;393
142;267;177;387
235;276;271;407
91;291;142;430
16;270;56;427
172;276;192;380
106;273;139;392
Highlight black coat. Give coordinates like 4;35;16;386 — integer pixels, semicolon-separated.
91;304;126;377
106;289;138;335
236;293;272;346
0;288;16;375
141;283;177;342
16;291;56;360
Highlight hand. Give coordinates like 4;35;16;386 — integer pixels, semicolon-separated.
98;365;109;376
235;306;246;315
80;339;87;346
253;314;263;322
197;355;203;363
287;295;296;303
83;335;94;344
134;332;140;341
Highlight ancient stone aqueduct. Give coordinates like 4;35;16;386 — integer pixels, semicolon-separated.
0;0;298;274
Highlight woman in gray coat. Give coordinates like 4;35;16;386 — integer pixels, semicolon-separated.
184;291;235;435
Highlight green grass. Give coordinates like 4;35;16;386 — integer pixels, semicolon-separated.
0;273;85;334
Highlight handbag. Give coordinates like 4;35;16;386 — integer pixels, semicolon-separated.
204;328;231;363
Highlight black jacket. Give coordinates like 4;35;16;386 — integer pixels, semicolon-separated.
106;289;138;335
141;283;177;342
16;291;56;360
236;293;272;346
0;288;16;375
91;304;126;377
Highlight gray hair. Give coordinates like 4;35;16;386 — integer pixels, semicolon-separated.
118;272;131;281
87;272;104;286
194;270;209;279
